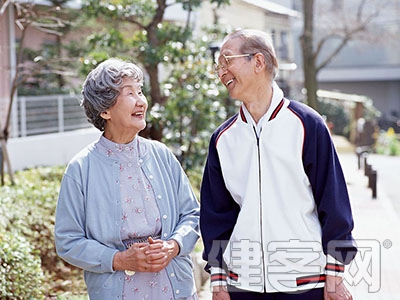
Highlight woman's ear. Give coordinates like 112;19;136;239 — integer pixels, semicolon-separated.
100;110;111;120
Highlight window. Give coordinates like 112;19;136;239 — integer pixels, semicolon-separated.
331;0;344;11
279;31;289;60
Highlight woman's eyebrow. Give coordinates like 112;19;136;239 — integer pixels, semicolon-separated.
120;84;134;90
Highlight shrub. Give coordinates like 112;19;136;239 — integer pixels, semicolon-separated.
0;166;86;298
0;163;204;298
376;128;400;156
0;231;45;299
318;98;350;137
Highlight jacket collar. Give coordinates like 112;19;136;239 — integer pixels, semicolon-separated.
240;81;285;125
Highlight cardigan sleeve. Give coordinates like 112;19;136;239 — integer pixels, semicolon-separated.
54;166;118;273
166;148;200;256
200;133;240;273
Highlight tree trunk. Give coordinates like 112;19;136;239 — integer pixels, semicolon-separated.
146;63;164;141
143;25;165;141
0;138;15;185
300;0;319;111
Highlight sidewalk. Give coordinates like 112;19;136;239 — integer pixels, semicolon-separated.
198;136;400;299
334;137;400;299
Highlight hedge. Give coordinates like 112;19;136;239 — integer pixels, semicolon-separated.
0;166;86;299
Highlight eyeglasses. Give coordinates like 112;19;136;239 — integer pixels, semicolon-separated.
214;53;256;73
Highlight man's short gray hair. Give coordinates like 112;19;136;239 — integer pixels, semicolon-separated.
224;29;278;80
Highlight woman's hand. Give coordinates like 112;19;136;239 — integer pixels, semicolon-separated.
142;237;179;272
112;237;180;273
113;242;149;272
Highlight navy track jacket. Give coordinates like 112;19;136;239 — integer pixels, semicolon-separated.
200;82;357;293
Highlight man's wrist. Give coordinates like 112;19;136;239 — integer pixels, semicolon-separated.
212;285;228;293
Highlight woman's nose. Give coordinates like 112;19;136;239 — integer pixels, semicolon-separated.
137;97;147;107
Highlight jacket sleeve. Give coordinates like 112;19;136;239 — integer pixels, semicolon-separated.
301;107;357;267
200;133;240;278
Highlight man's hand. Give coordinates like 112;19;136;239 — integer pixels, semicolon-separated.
212;285;230;300
324;275;352;299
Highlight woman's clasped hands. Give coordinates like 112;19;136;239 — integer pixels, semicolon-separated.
114;237;179;273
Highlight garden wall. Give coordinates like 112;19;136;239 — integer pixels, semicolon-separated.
8;128;101;171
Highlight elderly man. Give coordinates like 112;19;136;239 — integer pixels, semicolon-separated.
200;29;357;300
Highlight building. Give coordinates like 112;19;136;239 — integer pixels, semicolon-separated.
0;3;14;133
318;1;400;131
284;0;400;131
197;0;300;95
1;0;300;139
196;0;400;132
5;0;397;170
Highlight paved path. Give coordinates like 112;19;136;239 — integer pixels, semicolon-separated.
198;136;400;299
338;152;400;299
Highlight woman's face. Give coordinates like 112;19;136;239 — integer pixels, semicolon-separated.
101;77;148;136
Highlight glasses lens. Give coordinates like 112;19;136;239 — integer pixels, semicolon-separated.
223;55;230;66
215;56;228;73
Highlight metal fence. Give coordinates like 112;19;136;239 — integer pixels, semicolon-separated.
10;94;91;138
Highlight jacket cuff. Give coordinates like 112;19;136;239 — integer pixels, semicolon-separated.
210;267;228;287
325;254;345;277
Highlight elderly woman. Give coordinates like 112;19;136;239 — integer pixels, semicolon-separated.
55;58;200;300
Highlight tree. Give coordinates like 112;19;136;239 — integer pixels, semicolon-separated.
160;26;232;171
80;0;229;141
300;0;380;111
0;0;77;185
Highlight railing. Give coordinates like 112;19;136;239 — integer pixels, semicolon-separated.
10;94;91;138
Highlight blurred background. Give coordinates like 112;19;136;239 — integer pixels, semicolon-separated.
0;0;399;298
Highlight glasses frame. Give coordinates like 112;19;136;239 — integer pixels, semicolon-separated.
214;53;256;73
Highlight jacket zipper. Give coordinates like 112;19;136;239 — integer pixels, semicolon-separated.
253;126;267;293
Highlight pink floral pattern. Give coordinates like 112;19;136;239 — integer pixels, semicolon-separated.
97;136;198;300
97;136;173;299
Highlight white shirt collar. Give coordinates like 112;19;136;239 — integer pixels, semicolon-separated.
241;81;284;137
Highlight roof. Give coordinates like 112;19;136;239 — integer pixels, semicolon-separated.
318;66;400;82
241;0;300;17
8;0;83;9
317;89;371;103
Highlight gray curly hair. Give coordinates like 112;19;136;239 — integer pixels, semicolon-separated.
81;58;144;131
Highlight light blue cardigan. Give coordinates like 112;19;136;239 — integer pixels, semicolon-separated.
55;136;200;299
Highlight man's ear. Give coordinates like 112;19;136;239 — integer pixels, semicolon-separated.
100;110;111;120
254;53;265;73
